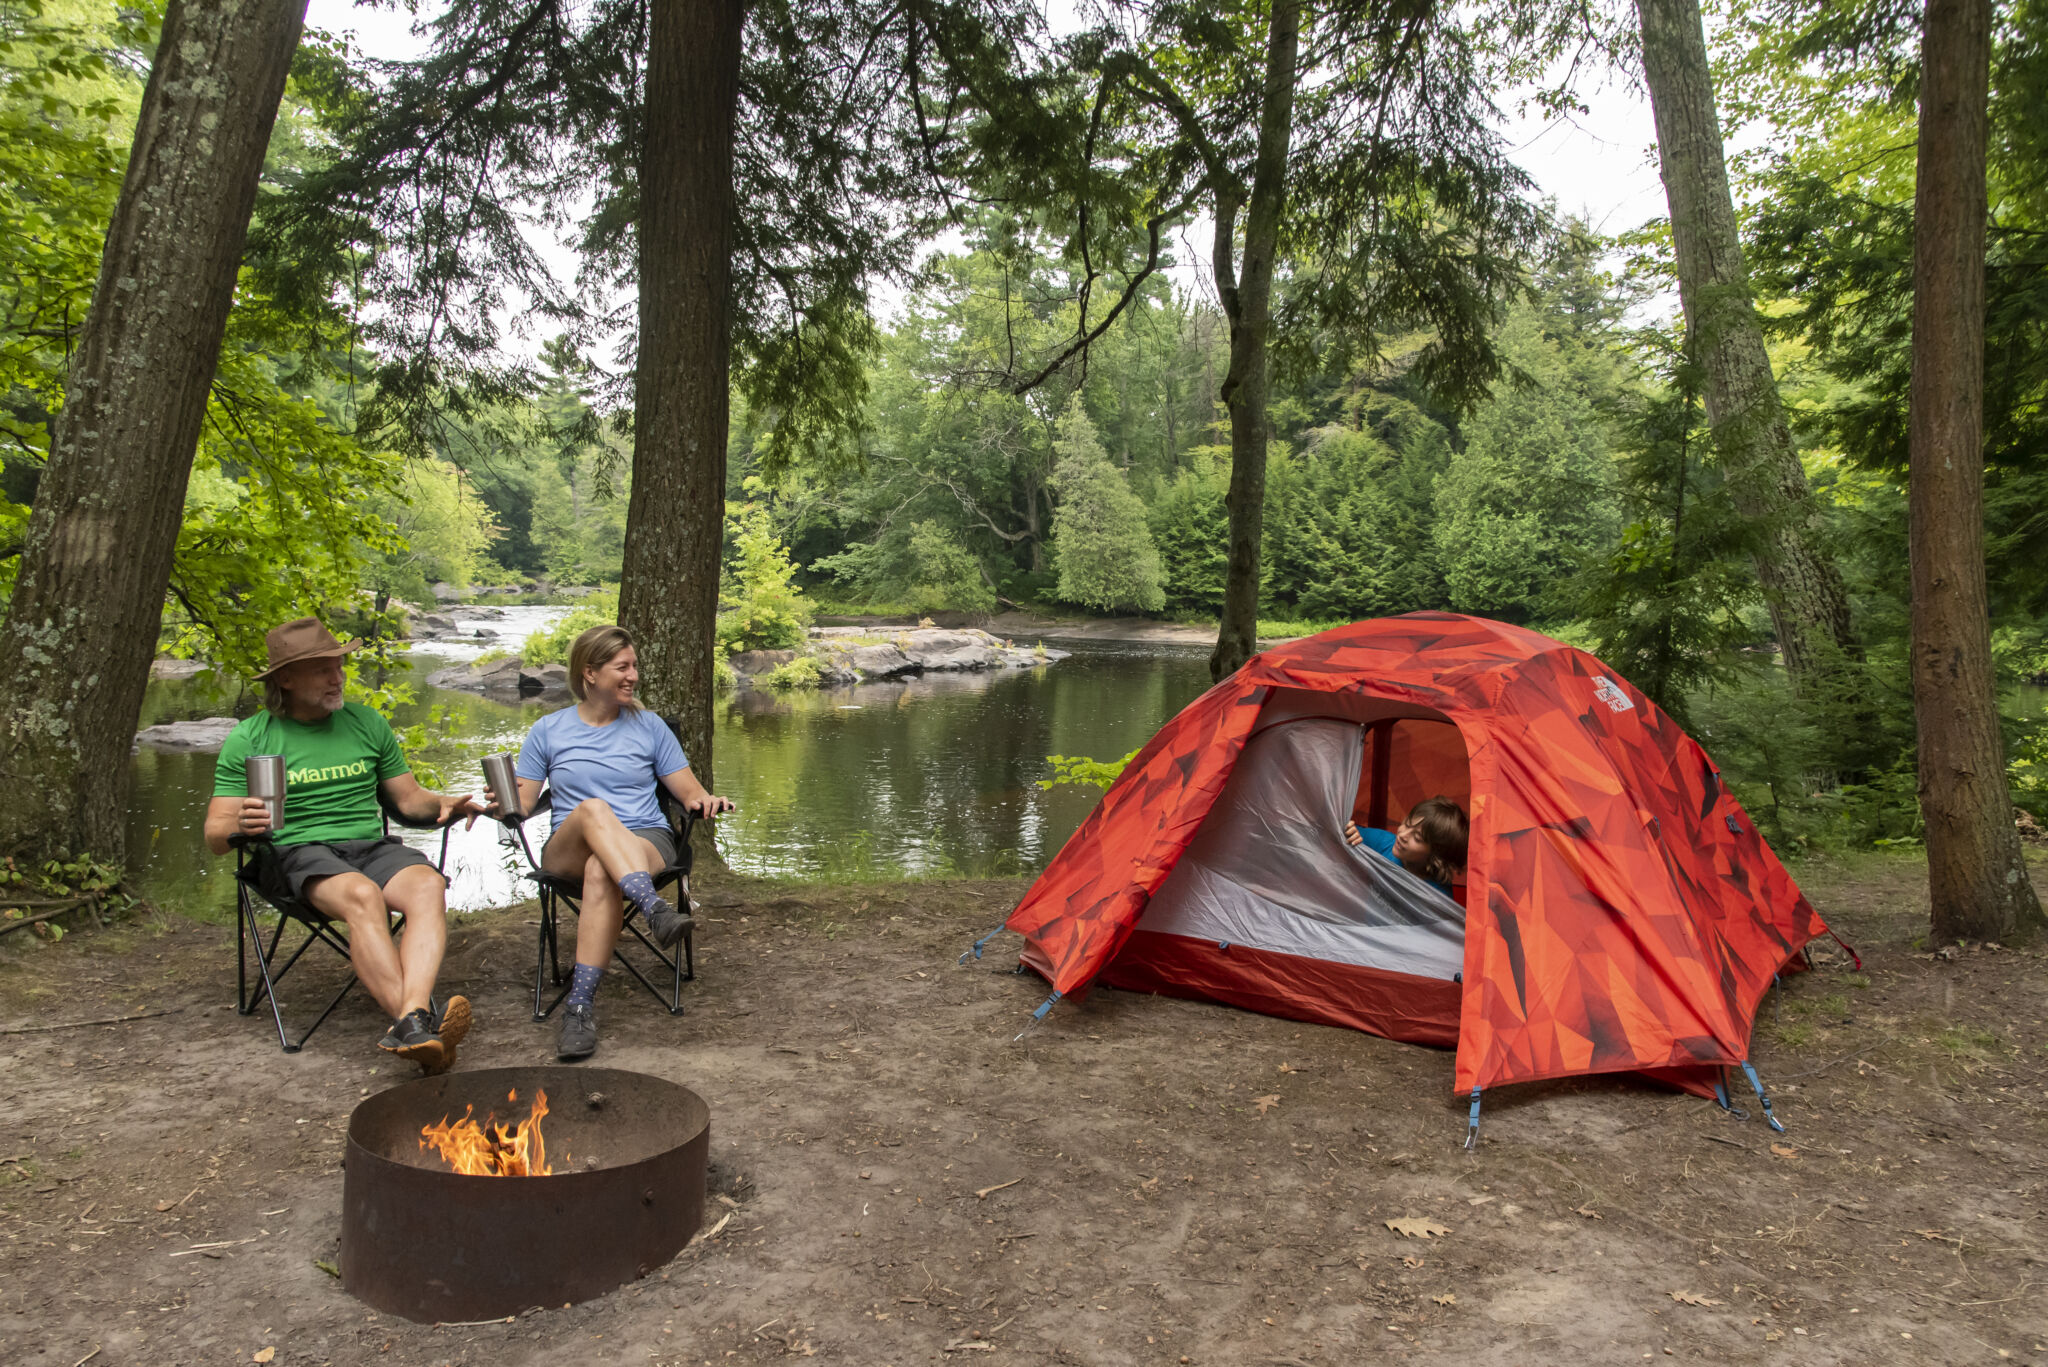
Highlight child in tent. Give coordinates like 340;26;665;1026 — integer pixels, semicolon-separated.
1345;796;1468;898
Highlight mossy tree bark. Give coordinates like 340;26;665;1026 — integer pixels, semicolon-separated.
1908;0;2045;943
0;0;307;866
1209;0;1300;683
1635;0;1859;694
617;0;744;793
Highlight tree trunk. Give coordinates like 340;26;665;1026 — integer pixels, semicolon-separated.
1909;0;2045;943
618;0;744;792
1635;0;1858;693
1209;0;1300;682
0;0;307;866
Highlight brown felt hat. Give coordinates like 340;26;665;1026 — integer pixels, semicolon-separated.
254;617;361;680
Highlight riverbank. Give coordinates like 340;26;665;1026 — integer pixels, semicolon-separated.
820;610;1312;648
4;851;2043;1365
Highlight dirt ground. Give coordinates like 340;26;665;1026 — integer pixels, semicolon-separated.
4;851;2046;1367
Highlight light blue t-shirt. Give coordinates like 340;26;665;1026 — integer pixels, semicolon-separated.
1354;825;1454;898
515;706;688;832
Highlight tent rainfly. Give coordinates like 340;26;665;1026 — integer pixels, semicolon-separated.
973;613;1851;1140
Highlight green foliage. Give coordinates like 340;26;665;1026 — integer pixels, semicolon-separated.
364;457;503;603
716;502;812;653
1148;454;1231;614
1038;750;1139;792
1432;307;1621;619
759;654;823;692
903;521;995;617
522;591;621;667
1569;341;1762;723
1049;402;1164;614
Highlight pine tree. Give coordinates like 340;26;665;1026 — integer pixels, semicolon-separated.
1049;402;1164;614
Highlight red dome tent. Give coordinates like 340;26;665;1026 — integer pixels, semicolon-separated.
986;613;1840;1132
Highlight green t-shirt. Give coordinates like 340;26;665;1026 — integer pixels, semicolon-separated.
213;702;411;847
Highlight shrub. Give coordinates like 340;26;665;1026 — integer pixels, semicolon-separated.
760;654;823;691
716;502;812;652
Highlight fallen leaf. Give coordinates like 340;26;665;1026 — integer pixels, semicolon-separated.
1277;1062;1299;1074
313;1259;340;1279
253;1350;276;1364
1769;1143;1799;1159
1466;1195;1496;1206
1384;1217;1451;1239
1433;1293;1457;1306
1402;1255;1425;1268
1253;1094;1282;1114
975;1178;1022;1200
1669;1291;1725;1307
1575;1205;1603;1220
701;1212;733;1241
1764;1330;1783;1342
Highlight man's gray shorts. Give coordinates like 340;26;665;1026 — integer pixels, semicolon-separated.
266;836;439;903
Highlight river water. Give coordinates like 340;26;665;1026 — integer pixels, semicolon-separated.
128;609;1216;915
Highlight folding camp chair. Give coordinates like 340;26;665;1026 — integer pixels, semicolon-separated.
498;718;699;1020
233;794;461;1053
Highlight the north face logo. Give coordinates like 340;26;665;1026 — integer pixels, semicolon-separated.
1591;676;1635;713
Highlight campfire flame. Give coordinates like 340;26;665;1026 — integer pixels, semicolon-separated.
419;1087;553;1176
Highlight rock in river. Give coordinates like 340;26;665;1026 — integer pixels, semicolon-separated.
134;717;240;753
427;657;571;702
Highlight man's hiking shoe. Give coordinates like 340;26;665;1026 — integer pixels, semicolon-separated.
557;1003;599;1061
643;897;693;949
379;1008;449;1075
430;995;472;1052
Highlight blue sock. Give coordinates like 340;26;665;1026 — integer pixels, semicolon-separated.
619;870;661;913
566;962;603;1009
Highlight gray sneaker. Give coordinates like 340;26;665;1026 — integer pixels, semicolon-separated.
556;1002;598;1061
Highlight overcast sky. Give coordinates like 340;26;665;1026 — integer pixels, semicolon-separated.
301;0;1672;318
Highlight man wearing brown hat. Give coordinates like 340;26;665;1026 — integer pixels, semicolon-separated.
203;618;486;1072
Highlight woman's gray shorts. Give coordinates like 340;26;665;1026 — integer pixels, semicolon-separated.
544;825;678;873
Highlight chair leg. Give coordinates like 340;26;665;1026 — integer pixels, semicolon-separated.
534;889;577;1021
534;891;550;1021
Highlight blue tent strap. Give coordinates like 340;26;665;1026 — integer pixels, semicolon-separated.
1464;1088;1483;1150
958;923;1008;966
1740;1060;1786;1133
1012;989;1062;1042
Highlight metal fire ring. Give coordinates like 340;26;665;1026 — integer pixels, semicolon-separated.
341;1065;709;1323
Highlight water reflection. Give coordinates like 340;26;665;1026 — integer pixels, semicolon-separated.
127;633;1215;914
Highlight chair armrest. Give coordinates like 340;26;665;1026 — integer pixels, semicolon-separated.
227;832;275;850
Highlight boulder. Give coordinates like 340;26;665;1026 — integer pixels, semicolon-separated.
728;649;797;676
846;644;916;677
149;658;210;681
909;644;998;671
134;716;240;753
430;581;461;601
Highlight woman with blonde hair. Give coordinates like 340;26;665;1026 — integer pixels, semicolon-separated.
501;624;732;1060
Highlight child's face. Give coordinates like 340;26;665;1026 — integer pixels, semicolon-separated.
1392;818;1434;868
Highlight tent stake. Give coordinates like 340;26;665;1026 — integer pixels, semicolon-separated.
1463;1088;1482;1150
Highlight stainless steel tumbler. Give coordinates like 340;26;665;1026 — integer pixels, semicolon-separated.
482;751;522;821
247;754;286;836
